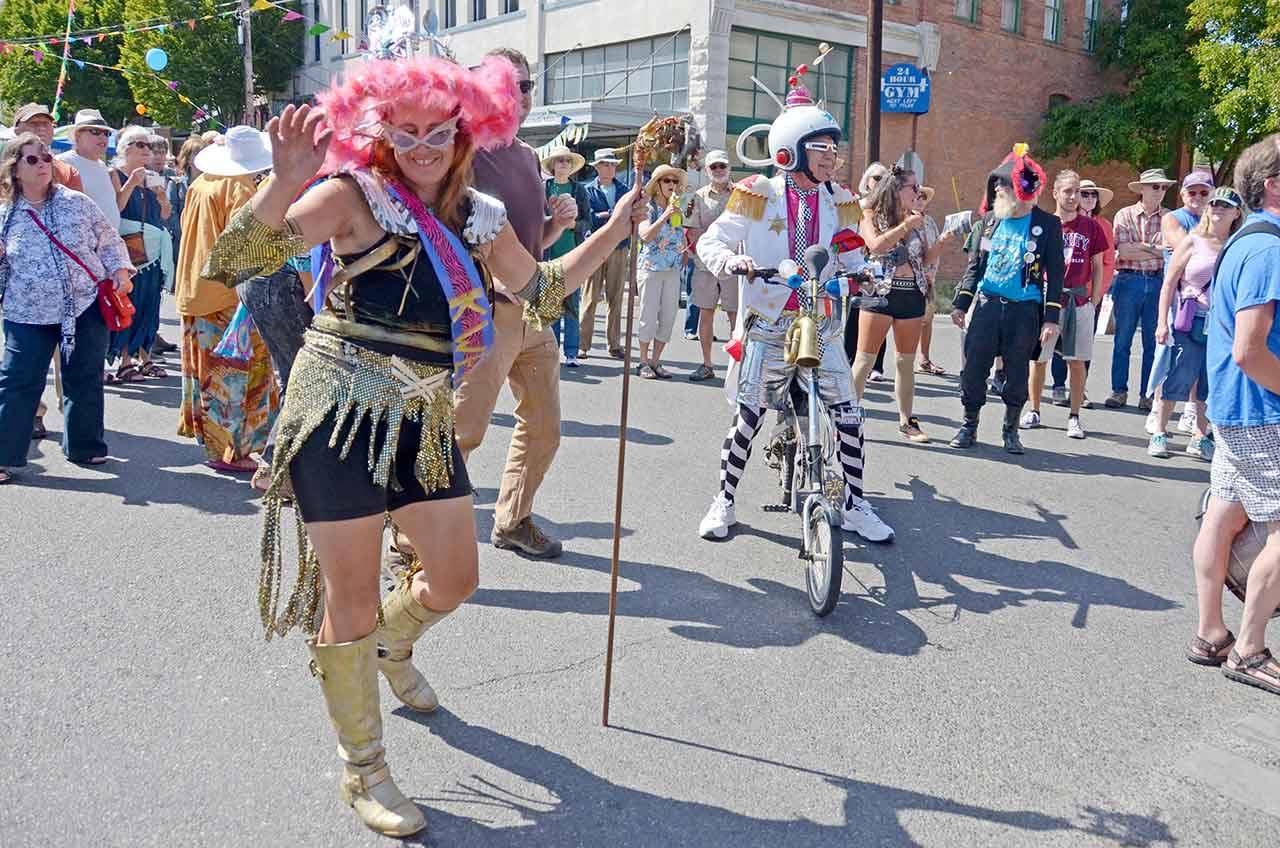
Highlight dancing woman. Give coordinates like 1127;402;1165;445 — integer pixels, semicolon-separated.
203;55;641;837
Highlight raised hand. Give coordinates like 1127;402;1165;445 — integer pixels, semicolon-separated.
267;103;333;192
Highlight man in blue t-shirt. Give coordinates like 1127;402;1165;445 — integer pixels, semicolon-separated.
1192;133;1280;697
950;146;1065;455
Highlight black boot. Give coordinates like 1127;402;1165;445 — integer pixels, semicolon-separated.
1002;407;1025;454
950;413;979;449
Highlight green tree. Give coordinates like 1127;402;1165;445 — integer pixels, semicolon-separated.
1037;0;1227;179
119;0;302;128
0;0;134;126
1189;0;1280;169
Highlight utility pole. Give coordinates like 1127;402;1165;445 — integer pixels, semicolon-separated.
864;0;883;170
239;0;256;127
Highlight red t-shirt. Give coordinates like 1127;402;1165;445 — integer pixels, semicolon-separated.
1060;213;1107;306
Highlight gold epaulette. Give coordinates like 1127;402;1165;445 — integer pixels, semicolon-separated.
836;201;862;229
725;175;772;222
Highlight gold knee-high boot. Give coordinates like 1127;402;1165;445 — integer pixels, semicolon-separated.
376;579;451;712
308;633;427;838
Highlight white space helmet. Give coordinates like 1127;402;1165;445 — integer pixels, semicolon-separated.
737;87;842;174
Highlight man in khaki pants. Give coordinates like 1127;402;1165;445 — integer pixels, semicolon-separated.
455;47;577;558
580;148;631;359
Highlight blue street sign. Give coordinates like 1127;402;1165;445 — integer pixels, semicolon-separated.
880;63;931;114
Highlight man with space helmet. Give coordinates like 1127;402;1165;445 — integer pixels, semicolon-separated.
695;71;895;544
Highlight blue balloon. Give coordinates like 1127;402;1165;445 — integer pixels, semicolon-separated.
825;278;843;297
786;273;805;290
145;48;169;72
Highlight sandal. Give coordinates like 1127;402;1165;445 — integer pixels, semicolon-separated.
917;359;946;376
638;364;659;380
1222;647;1280;696
31;418;47;440
206;458;258;474
653;364;673;380
139;362;167;378
104;370;120;385
1186;630;1235;666
115;363;145;383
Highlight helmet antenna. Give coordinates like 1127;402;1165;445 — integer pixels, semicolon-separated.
749;76;786;115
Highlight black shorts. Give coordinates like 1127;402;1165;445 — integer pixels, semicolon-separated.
863;286;927;321
289;410;472;523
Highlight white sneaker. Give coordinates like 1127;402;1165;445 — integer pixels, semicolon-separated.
699;493;736;540
1066;416;1086;439
564;355;579;368
1178;406;1197;434
842;497;895;543
1144;410;1159;435
1020;410;1041;429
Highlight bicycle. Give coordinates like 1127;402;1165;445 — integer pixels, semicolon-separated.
749;248;886;615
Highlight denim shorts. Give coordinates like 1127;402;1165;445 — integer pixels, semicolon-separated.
1162;327;1208;402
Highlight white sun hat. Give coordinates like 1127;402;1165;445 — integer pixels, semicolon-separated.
193;125;273;177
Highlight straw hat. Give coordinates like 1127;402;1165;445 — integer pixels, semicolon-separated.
540;145;585;174
645;164;687;198
1077;179;1114;209
1127;168;1175;193
193;125;273;177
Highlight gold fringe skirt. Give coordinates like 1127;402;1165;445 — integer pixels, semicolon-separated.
258;329;455;639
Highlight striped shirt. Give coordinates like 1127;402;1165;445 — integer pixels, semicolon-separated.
1112;201;1168;274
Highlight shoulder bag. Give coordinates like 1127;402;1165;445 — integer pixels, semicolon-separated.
26;209;134;331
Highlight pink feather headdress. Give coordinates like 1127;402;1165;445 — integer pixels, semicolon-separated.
316;54;522;172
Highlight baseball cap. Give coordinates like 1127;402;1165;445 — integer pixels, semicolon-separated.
1182;171;1214;190
13;103;53;125
705;149;731;167
1209;186;1243;208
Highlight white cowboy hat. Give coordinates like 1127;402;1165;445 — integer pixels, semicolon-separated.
540;145;586;174
645;164;688;198
1127;168;1176;193
1077;179;1114;209
62;108;117;137
193;125;273;177
590;148;621;165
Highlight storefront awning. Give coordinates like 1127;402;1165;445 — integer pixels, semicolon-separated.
521;101;655;147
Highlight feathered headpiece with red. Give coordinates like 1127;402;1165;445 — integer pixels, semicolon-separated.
315;54;522;173
980;142;1047;215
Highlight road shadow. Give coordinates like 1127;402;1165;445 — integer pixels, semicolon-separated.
389;709;1175;847
471;507;634;548
855;477;1179;629
560;418;673;446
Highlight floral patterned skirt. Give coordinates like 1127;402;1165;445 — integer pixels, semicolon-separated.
177;304;279;463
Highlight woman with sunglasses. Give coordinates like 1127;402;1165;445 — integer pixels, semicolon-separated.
1150;187;1245;459
0;133;134;484
636;163;688;379
107;125;172;382
856;166;932;442
201;54;642;837
843;163;889;380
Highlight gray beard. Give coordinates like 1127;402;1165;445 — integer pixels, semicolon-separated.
994;195;1032;219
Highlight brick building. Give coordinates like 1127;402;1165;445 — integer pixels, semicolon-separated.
292;0;1140;278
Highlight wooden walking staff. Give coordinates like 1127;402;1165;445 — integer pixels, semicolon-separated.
601;116;698;726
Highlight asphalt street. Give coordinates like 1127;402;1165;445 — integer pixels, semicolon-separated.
3;303;1277;847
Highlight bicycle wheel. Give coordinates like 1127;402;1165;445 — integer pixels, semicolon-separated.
805;504;844;616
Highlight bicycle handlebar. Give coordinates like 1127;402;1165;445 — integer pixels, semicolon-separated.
743;267;887;310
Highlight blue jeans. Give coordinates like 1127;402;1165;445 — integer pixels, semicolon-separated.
551;289;582;358
1109;271;1162;396
683;258;699;335
0;306;109;466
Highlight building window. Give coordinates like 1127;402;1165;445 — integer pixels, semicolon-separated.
442;0;457;28
358;0;367;34
471;0;486;22
312;0;322;62
727;29;853;178
1002;0;1021;32
340;0;349;55
1084;0;1100;51
1044;0;1061;42
954;0;978;22
501;0;519;11
544;33;690;112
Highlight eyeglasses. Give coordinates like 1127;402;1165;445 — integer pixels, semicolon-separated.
708;163;728;170
803;141;839;154
659;177;679;185
1080;191;1099;198
22;153;52;165
82;128;110;137
128;140;151;149
382;116;460;154
1185;188;1211;197
518;80;536;95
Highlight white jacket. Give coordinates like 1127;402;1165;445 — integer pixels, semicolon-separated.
696;173;864;335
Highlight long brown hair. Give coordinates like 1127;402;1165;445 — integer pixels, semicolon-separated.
177;135;209;178
0;132;53;204
868;165;914;234
369;130;475;236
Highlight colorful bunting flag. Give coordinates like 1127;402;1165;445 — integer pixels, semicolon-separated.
33;49;44;63
251;0;273;10
329;30;352;42
307;23;330;36
283;10;304;21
